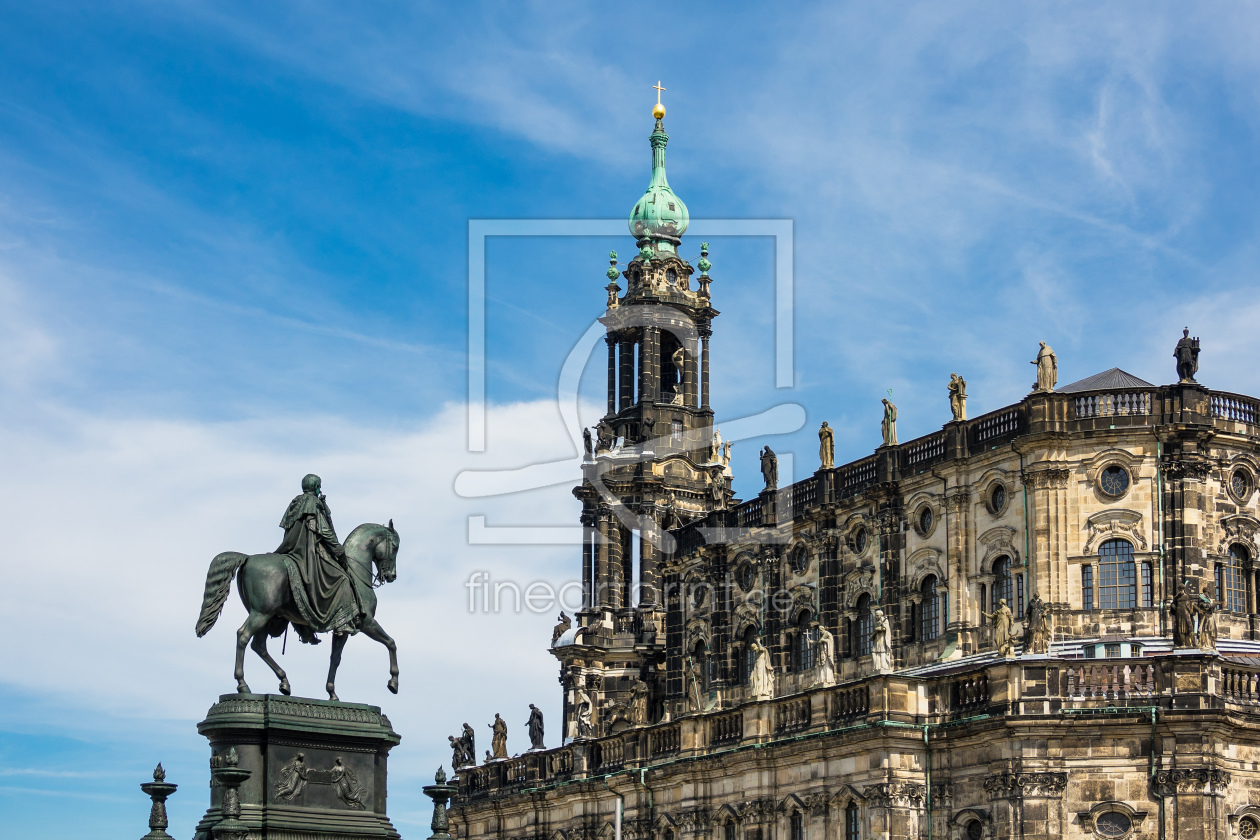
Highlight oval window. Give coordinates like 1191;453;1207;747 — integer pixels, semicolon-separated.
1094;812;1131;838
1232;469;1252;500
918;506;933;534
990;483;1006;514
853;528;867;554
1100;465;1130;497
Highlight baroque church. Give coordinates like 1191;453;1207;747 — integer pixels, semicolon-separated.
451;99;1260;840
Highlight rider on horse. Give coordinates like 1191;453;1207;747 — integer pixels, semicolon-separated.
277;474;364;643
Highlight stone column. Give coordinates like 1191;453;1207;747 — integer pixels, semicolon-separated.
945;488;972;634
1153;769;1230;840
619;334;635;412
1022;466;1072;610
984;771;1067;840
700;330;711;410
597;511;613;609
621;523;634;608
639;520;658;607
606;336;617;415
684;340;697;408
581;513;594;609
863;782;926;840
642;326;660;404
609;519;625;610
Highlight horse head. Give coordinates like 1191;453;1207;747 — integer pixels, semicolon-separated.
373;519;399;584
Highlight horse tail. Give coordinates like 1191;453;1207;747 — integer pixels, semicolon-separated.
195;552;249;637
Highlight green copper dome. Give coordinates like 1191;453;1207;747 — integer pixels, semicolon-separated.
628;118;689;253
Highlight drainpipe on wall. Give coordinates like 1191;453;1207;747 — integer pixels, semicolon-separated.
1149;707;1165;840
605;777;625;840
923;724;933;840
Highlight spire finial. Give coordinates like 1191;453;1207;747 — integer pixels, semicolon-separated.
652;81;666;120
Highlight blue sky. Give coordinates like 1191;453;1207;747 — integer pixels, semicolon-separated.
5;2;1260;837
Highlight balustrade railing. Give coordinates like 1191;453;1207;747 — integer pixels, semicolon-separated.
831;684;870;721
1222;666;1260;702
972;408;1022;446
591;738;624;772
1212;393;1260;426
903;432;946;469
949;672;989;712
774;696;811;734
711;710;743;746
649;725;680;757
735;498;763;528
1065;661;1157;699
789;478;818;515
1074;391;1153;419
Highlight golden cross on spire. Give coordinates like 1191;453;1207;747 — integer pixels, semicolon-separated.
653;81;666;104
652;81;666;119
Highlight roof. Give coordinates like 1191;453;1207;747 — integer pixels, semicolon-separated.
1056;367;1154;394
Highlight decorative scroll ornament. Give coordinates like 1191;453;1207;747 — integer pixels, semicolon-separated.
862;782;926;808
983;772;1068;800
1162;458;1212;481
1021;467;1072;490
1151;768;1230;796
1084;509;1148;552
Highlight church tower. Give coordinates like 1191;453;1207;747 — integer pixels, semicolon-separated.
554;95;729;739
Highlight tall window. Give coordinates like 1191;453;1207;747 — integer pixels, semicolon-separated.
1082;565;1094;610
1222;545;1249;613
790;812;804;840
992;557;1013;612
845;803;860;840
854;594;873;657
1141;562;1154;608
1098;539;1137;609
792;612;817;672
739;627;756;685
725;824;736;840
920;576;940;641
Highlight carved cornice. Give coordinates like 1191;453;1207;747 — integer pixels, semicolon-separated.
677;808;712;830
1151;768;1230;797
983;772;1067;800
739;798;778;824
863;782;925;808
1021;468;1072;490
802;793;830;818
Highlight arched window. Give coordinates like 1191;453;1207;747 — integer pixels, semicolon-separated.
790;812;804;840
725;824;737;840
738;626;756;685
920;576;940;641
1219;545;1249;613
990;555;1025;617
792;612;817;672
1098;539;1137;609
845;803;860;840
854;594;873;657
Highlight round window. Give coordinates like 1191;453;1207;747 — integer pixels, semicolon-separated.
735;563;754;592
1232;469;1252;501
666;268;678;285
918;506;933;535
990;483;1007;514
1239;817;1259;840
1100;465;1130;497
790;545;809;573
853;528;868;554
1095;812;1131;838
966;822;984;840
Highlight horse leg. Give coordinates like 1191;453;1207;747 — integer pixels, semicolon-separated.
250;631;291;696
326;632;349;701
234;611;271;694
360;615;400;694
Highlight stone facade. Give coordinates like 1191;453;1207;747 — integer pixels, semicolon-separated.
452;113;1260;840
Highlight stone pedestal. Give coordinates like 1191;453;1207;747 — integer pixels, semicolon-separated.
193;694;402;840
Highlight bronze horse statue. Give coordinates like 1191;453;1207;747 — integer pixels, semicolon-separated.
195;521;400;700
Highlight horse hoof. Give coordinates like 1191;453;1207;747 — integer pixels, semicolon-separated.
237;682;252;695
328;692;340;702
279;679;291;696
387;677;398;694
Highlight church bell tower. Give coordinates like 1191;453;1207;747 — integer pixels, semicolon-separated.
554;93;729;740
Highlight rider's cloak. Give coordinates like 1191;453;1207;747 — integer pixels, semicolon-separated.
276;490;362;634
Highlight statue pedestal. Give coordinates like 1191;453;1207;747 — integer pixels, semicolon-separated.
193;694;402;840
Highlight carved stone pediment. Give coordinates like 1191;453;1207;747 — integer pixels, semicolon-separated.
842;568;877;608
978;527;1020;571
907;548;945;587
732;603;761;637
1220;514;1260;555
1084;509;1148;552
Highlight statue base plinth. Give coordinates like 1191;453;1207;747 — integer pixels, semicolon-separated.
194;694;402;840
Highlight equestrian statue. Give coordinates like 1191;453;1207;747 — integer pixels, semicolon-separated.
195;474;401;700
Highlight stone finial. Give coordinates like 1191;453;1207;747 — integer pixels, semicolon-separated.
606;252;620;281
698;242;711;276
210;749;253;840
140;762;178;840
423;765;459;840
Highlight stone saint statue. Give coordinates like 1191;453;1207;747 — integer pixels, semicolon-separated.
750;639;775;700
582;428;593;460
630;678;650;725
948;373;967;421
671;346;686;403
1197;590;1218;650
489;714;508;759
881;399;898;447
448;736;467;768
1022;591;1051;655
983;598;1015;657
575;685;594;738
710;428;723;463
1031;342;1057;392
760;446;779;490
870;610;893;672
685;657;704;712
551;611;571;645
526;704;545;751
460;723;475;764
1175;328;1201;383
722;441;733;476
817;626;836;686
819;421;835;469
1173;580;1196;647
